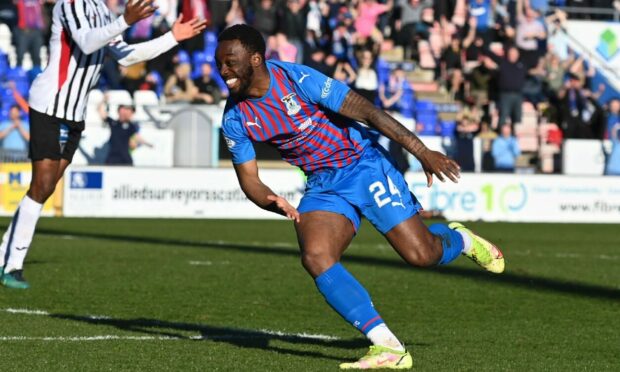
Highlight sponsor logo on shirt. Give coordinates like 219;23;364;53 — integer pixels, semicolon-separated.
298;118;313;131
321;78;333;99
281;93;301;116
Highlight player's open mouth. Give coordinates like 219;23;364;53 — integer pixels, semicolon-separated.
226;78;238;88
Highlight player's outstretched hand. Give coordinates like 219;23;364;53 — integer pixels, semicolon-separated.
267;195;300;223
123;0;158;26
171;16;208;42
418;149;461;187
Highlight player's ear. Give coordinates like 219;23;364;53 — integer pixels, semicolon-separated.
250;52;263;67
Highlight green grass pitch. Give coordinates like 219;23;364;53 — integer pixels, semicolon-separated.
0;217;618;371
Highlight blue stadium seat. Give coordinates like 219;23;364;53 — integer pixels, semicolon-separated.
415;100;436;113
440;120;457;138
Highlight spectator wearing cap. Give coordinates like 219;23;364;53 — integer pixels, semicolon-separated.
98;102;152;166
164;53;198;103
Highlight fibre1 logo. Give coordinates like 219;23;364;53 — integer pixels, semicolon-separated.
411;182;528;214
597;28;618;61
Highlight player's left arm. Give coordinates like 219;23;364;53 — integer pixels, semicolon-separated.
338;90;461;186
106;16;207;67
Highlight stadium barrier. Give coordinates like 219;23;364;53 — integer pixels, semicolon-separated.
0;162;62;216
42;166;620;223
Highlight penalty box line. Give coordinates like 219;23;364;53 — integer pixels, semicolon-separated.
0;308;339;342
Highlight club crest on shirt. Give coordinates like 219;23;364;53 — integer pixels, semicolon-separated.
281;93;301;116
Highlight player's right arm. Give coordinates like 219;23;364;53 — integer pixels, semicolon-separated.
233;161;300;222
222;108;299;222
61;0;155;55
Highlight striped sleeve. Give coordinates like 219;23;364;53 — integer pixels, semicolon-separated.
106;31;178;67
61;0;129;55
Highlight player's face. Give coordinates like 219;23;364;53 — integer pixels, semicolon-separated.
215;40;255;97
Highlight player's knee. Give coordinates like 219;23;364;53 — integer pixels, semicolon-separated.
402;237;442;267
301;251;337;277
29;178;56;203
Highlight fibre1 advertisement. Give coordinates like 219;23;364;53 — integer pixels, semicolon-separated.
406;173;620;223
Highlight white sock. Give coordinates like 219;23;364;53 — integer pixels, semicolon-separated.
457;230;473;254
2;196;43;273
366;324;405;351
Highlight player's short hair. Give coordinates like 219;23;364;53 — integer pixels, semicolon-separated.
218;24;266;58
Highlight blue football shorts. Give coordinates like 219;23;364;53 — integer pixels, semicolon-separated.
297;146;422;234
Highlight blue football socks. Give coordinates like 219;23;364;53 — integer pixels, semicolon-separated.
315;263;384;335
429;223;464;265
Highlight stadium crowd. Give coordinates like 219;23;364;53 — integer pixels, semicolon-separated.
0;0;619;174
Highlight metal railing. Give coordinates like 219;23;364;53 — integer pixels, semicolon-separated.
549;6;620;21
0;149;29;163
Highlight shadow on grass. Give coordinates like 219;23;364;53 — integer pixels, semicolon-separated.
49;313;403;361
37;229;620;302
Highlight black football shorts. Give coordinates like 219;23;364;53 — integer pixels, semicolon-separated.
29;107;85;162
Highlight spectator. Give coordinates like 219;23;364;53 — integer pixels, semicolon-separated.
515;0;546;69
558;73;603;139
522;57;546;106
354;0;394;50
468;0;493;45
192;62;223;105
225;0;246;28
275;33;298;63
99;103;153;166
14;0;45;69
484;45;527;128
0;105;30;157
353;50;379;103
251;0;279;37
379;67;407;112
491;124;521;172
280;0;308;63
606;98;620;139
396;0;433;60
164;60;199;103
441;38;464;99
605;119;620;175
455;97;481;171
333;58;357;86
477;120;497;171
544;52;567;102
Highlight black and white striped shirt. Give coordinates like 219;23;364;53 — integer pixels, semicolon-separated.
29;0;178;122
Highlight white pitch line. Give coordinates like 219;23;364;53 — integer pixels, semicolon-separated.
1;308;339;342
511;251;619;260
188;260;231;266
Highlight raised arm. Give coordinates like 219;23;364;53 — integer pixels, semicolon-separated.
233;160;300;222
338;90;460;185
107;16;207;67
61;0;155;55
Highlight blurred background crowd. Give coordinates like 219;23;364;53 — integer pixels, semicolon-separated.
0;0;619;174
